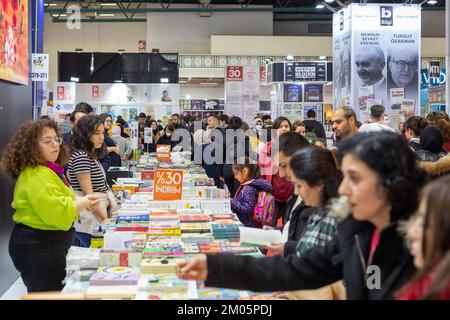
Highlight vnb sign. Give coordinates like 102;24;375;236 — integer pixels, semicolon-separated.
380;6;393;26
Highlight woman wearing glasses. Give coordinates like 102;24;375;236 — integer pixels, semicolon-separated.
0;118;99;292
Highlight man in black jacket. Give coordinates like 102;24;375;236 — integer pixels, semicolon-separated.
303;109;326;140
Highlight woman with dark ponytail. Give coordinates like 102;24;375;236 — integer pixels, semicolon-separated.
404;116;428;152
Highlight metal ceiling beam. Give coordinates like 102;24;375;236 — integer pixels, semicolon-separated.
45;7;350;13
52;18;147;22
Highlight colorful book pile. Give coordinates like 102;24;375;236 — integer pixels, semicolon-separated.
116;213;150;223
115;222;149;232
148;220;182;236
180;222;211;234
149;210;179;220
211;223;241;241
196;242;258;254
181;233;214;244
89;266;140;286
179;214;210;223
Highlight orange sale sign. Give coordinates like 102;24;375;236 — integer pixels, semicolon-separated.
156;144;171;162
153;170;183;201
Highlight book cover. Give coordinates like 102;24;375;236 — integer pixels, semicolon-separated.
143;242;184;256
140;257;186;274
85;285;137;299
179;214;210;223
99;250;143;267
116;214;149;223
115;222;149;232
89;266;140;286
180;222;211;234
137;274;189;292
196;287;241;300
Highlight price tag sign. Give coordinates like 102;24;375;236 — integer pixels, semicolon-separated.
156;144;171;162
226;66;243;81
154;169;183;201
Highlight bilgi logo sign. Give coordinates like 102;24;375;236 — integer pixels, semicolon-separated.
380;6;393;26
339;11;344;31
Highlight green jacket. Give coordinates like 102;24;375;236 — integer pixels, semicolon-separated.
12;165;78;231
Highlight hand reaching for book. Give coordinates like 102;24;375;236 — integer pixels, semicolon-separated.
264;242;285;256
176;255;208;281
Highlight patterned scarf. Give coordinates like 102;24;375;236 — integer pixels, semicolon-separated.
46;161;71;187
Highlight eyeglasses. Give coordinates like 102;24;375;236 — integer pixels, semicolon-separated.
40;137;63;146
391;60;417;71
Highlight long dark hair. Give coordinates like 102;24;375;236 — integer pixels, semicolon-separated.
233;157;261;180
272;117;292;131
290;146;341;206
418;176;450;299
338;132;427;222
71;115;106;159
404;116;428;138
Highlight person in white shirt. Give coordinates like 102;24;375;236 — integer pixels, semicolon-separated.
358;104;395;133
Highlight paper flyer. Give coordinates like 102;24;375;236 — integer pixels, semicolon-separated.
390;88;405;110
358;86;375;111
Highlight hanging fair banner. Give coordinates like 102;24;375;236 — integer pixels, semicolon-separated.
333;4;421;124
225;65;260;124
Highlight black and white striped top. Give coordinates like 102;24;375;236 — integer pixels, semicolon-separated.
68;150;108;192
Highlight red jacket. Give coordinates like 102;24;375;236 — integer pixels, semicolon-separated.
258;142;293;202
396;272;450;300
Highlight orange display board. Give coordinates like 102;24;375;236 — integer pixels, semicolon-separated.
0;0;28;85
153;169;183;201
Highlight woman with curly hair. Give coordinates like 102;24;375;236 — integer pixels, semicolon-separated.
0;118;99;292
177;132;428;300
67;115;109;247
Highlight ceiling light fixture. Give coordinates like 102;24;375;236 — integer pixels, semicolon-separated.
427;0;437;4
316;4;325;9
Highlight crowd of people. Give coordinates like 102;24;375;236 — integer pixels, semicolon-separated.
1;100;450;299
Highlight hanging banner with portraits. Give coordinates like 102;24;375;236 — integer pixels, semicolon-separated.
333;4;421;125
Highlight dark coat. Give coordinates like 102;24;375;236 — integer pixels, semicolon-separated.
282;196;316;256
303;119;326;140
205;216;416;300
231;179;272;228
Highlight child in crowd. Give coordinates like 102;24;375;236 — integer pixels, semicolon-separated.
396;175;450;300
0;118;98;292
231;158;272;228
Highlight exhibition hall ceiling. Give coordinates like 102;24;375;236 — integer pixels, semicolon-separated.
44;0;445;23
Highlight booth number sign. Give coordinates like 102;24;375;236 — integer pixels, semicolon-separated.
30;54;49;82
